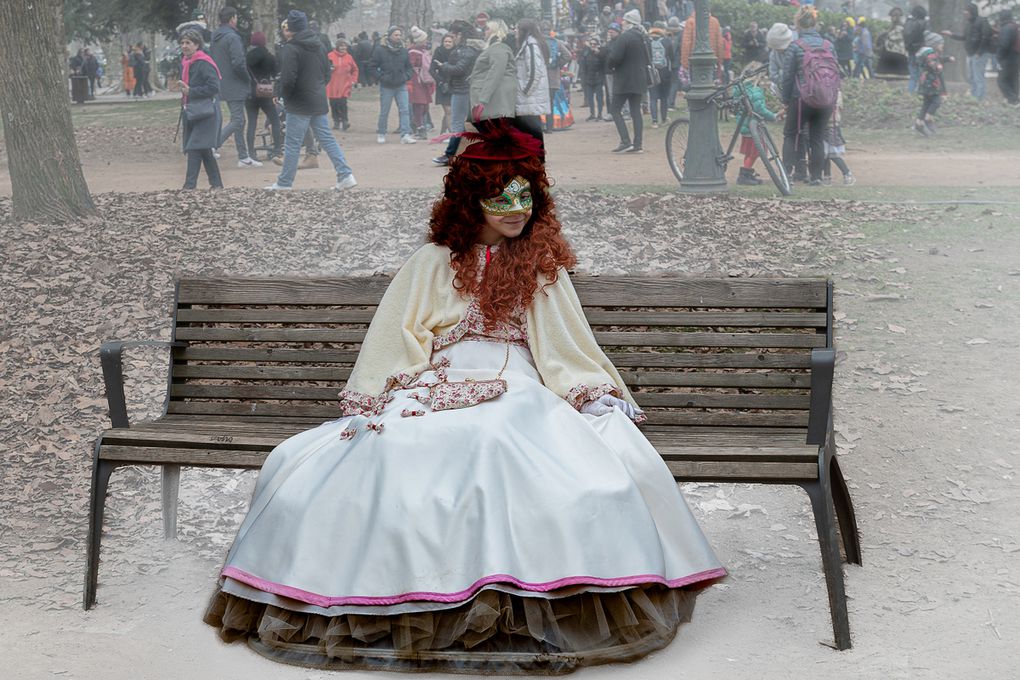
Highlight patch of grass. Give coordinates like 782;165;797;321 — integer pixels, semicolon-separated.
71;98;181;129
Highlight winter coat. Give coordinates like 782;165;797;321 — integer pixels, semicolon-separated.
278;29;330;116
439;43;480;96
903;16;927;56
732;82;777;135
182;58;222;151
327;50;359;99
947;5;995;56
742;29;768;63
834;29;854;61
516;36;551;115
578;45;607;87
768;48;786;89
781;29;836;105
430;43;453;103
83;55;99;77
371;42;413;89
246;46;277;99
606;27;649;95
210;24;251;101
999;21;1020;64
855;27;873;57
681;15;723;69
917;47;947;96
407;46;435;105
469;40;518;119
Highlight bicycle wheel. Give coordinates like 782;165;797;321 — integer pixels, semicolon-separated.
749;119;792;196
665;116;690;184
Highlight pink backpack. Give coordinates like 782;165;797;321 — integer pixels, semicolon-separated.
795;39;840;108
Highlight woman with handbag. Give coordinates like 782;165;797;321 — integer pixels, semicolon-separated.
245;31;282;162
179;30;223;190
431;33;456;133
204;121;725;673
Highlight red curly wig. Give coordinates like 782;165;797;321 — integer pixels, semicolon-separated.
429;154;575;326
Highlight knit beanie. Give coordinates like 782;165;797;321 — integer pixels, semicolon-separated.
623;9;642;26
766;22;793;50
923;30;944;48
250;31;266;48
286;10;308;33
387;25;402;38
410;25;428;43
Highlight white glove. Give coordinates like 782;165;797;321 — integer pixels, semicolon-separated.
580;394;641;420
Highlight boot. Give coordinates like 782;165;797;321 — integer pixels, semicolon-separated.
298;154;319;169
737;167;763;185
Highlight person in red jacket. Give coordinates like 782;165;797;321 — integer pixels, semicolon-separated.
327;39;359;130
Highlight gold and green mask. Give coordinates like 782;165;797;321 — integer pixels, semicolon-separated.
480;176;533;216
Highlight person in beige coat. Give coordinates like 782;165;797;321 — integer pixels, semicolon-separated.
469;21;518;125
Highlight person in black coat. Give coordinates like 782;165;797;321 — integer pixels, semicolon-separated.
742;22;768;63
82;49;100;98
355;32;374;86
606;10;649;153
245;31;282;161
996;10;1020;105
130;44;148;98
370;26;416;143
578;37;607;120
433;21;481;165
179;30;223;190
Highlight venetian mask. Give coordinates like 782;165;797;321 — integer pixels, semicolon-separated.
480;176;533;216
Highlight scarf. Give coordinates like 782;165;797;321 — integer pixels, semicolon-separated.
181;50;221;103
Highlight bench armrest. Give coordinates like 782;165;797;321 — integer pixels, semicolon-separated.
100;340;187;428
806;347;834;446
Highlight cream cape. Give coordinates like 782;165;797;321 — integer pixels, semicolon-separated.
339;243;637;414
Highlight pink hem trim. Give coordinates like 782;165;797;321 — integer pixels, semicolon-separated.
220;566;728;608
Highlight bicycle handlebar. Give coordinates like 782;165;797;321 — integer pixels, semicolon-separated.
705;64;769;104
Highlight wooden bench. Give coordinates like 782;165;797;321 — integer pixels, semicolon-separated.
85;276;861;649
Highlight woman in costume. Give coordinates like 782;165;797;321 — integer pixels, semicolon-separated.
204;123;725;673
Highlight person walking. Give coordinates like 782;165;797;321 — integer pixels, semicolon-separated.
781;7;839;185
914;31;951;135
648;23;672;127
245;31;282;162
431;33;456;133
942;4;995;100
852;18;873;78
83;49;100;99
432;21;482;166
995;10;1020;105
327;39;359;130
178;30;223;190
130;44;148;99
578;35;606;121
469;20;518;131
408;26;436;139
513;18;551;152
211;6;258;166
606;8;650;153
266;11;357;191
371;26;417;144
904;6;928;93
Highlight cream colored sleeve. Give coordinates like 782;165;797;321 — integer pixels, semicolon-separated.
526;269;637;411
340;245;452;414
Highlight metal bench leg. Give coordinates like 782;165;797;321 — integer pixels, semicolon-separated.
829;457;862;566
162;464;180;540
801;476;852;650
84;452;117;610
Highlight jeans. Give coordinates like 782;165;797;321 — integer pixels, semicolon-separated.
966;54;989;99
246;97;282;159
444;92;471;157
183;149;222;189
610;92;644;148
919;94;941;120
219;99;249;159
853;54;871;78
1000;57;1020;104
907;54;920;93
583;82;604;117
648;79;670;122
782;99;831;182
377;85;411;135
330;97;350;126
276;112;354;187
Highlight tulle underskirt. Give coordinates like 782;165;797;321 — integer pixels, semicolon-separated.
204;584;697;674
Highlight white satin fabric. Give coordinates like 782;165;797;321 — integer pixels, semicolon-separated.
219;340;724;617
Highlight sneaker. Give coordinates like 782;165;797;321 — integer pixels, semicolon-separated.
342;122;351;131
400;134;417;144
265;183;292;190
335;174;358;191
377;134;386;144
651;122;659;129
843;173;856;186
821;176;833;186
611;142;633;153
624;146;644;154
212;150;221;159
585;115;597;122
272;156;284;166
913;121;930;137
238;157;263;168
808;178;822;186
924;121;937;135
431;155;451;166
298;154;318;169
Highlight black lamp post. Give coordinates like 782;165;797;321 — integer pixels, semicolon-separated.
679;0;728;193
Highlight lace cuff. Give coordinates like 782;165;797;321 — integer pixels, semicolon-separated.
565;383;620;412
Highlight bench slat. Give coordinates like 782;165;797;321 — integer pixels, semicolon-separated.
177;309;377;324
173;347;361;363
665;460;818;480
99;445;268;467
174;365;353;381
176;277;828;308
167;401;340;417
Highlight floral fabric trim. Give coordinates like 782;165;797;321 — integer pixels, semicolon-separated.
432;299;527;351
565;383;620;412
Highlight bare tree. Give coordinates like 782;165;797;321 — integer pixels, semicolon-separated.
0;0;96;221
200;0;228;28
929;0;968;81
252;0;279;46
390;0;433;31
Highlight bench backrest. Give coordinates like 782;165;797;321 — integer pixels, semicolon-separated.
168;277;832;439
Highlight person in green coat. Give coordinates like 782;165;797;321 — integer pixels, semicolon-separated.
469;20;519;126
731;62;779;186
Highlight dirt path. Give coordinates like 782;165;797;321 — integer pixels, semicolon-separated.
1;96;1018;195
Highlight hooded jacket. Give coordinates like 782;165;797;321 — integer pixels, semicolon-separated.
439;42;481;95
606;25;649;95
946;4;994;56
515;36;551;116
781;28;836;105
278;29;330;115
210;24;251;101
371;41;413;89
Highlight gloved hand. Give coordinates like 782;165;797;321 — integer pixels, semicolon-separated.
471;103;485;122
580;394;641;420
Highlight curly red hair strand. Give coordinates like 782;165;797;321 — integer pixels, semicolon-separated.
428;155;575;326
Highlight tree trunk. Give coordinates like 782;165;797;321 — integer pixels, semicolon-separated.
200;0;227;28
390;0;433;31
252;0;278;48
929;0;967;81
0;0;96;221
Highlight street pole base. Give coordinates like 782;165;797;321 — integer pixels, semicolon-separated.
678;176;729;194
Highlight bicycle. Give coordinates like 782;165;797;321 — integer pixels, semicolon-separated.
666;65;792;196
